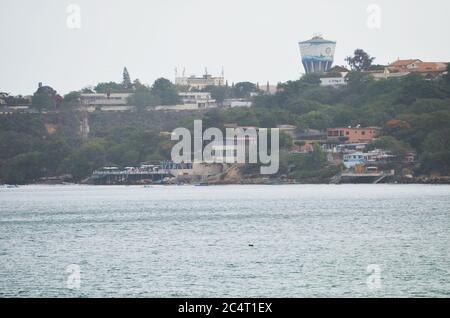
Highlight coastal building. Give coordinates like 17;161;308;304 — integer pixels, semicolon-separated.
319;66;349;87
327;65;350;76
257;82;278;95
222;99;252;108
80;93;131;106
335;143;368;153
299;35;336;74
343;152;366;168
292;129;328;153
0;94;32;113
386;59;447;73
388;60;448;77
152;92;217;111
370;59;448;80
153;104;199;111
320;77;347;87
327;126;381;144
370;69;411;80
343;149;395;169
386;59;422;71
179;92;217;109
175;69;225;89
78;93;135;112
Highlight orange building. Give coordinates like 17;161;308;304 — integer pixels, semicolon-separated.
387;59;448;74
327;127;381;144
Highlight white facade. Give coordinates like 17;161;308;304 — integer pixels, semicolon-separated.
179;92;217;109
223;99;252;108
175;74;225;89
80;93;131;106
153;104;200;111
320;77;347;87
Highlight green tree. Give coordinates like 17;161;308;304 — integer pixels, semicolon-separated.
345;49;376;71
128;86;160;111
202;85;229;105
64;139;108;179
301;73;322;85
123;67;132;90
32;92;54;111
63;91;81;103
233;82;257;98
94;82;127;94
152;78;180;105
3;152;43;184
367;136;411;157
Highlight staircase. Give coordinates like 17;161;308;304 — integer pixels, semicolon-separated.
329;173;342;184
372;172;387;184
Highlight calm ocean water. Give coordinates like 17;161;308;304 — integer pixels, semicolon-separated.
0;184;449;298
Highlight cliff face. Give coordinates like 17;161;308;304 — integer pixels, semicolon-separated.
89;111;204;135
206;164;243;184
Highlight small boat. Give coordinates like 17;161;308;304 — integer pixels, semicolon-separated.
194;182;209;187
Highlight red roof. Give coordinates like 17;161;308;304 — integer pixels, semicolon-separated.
389;59;422;67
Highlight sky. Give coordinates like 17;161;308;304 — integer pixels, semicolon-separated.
1;0;450;95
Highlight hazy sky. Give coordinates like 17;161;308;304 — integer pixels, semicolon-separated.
1;0;450;95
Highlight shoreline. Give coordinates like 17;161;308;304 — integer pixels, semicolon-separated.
4;177;450;187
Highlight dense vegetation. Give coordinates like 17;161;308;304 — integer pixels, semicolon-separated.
0;111;178;183
1;66;450;184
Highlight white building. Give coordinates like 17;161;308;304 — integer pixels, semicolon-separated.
153;104;201;111
151;92;217;111
80;93;131;106
223;99;252;108
320;77;347;87
175;74;225;89
343;149;395;169
179;92;217;109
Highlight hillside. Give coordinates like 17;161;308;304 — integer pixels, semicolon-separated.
1;72;450;184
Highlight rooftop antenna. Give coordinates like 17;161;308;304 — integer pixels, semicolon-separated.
182;67;186;77
205;67;208;76
313;32;323;39
221;66;224;78
174;67;178;79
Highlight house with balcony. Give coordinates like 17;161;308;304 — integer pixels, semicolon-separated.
327;126;381;144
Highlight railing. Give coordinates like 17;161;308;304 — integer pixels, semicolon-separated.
92;170;169;176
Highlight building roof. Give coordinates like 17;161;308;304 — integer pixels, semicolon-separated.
299;35;336;45
388;60;448;73
389;59;422;67
328;126;382;130
413;62;448;72
328;65;349;73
